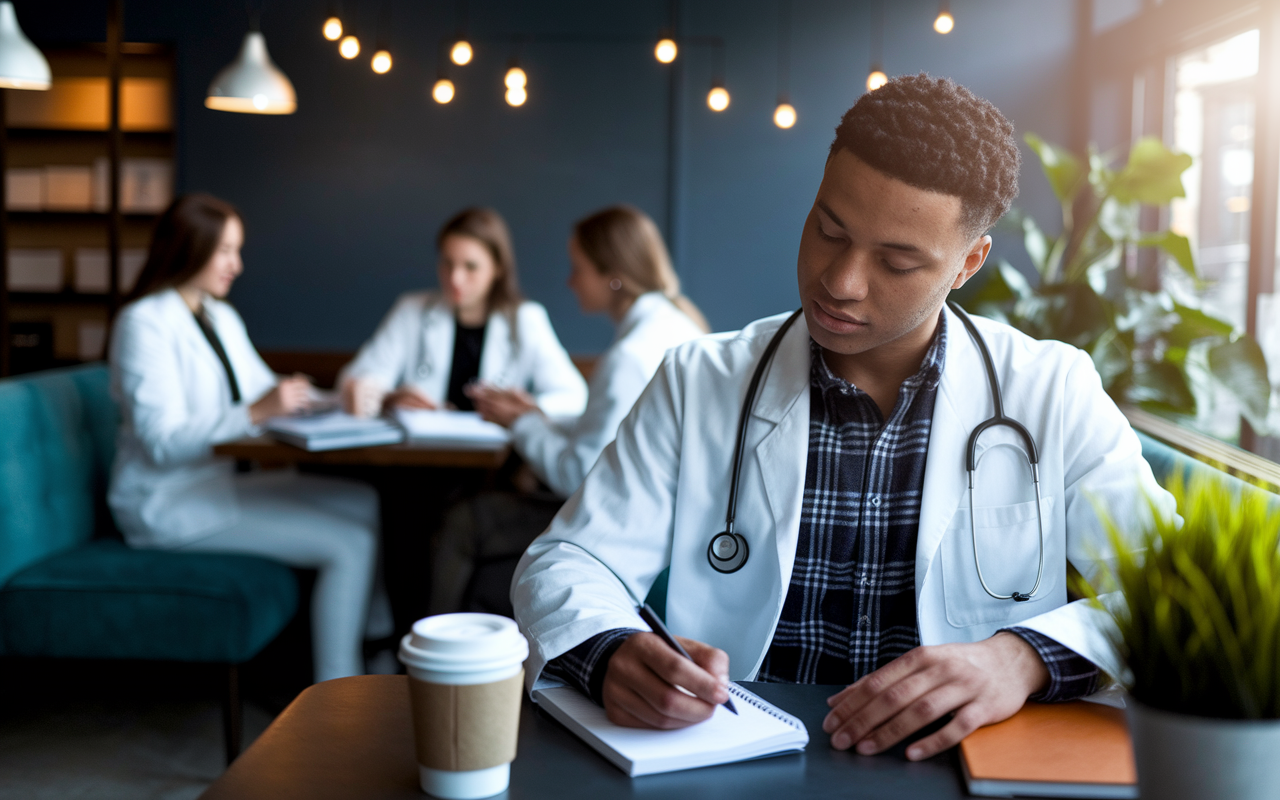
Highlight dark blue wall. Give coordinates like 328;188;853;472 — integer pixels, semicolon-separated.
18;0;1079;354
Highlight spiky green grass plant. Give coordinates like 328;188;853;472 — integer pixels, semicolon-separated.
1088;474;1280;719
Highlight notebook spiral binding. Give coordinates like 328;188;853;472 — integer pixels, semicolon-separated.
729;684;803;729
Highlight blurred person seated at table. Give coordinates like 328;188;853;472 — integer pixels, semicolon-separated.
109;193;385;683
338;207;587;419
428;206;709;616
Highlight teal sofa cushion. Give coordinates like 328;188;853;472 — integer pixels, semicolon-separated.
0;540;297;663
0;365;117;586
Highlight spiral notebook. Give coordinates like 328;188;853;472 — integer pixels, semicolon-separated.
533;683;808;776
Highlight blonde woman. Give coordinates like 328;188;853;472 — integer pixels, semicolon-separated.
340;207;586;417
432;205;708;615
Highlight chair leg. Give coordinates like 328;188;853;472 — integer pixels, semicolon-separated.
222;664;242;766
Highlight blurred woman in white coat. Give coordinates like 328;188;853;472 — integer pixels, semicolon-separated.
339;207;586;418
109;194;380;683
429;205;708;615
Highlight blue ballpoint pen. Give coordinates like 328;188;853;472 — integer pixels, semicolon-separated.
637;603;737;715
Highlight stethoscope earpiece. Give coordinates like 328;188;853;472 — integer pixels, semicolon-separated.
707;532;750;574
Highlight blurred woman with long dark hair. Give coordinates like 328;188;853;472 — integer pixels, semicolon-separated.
109;193;382;683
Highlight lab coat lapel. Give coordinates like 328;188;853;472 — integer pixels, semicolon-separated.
479;310;513;384
751;315;813;587
420;300;454;382
166;290;224;377
915;305;989;596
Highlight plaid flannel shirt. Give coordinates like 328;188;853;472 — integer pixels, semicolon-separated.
546;316;1099;704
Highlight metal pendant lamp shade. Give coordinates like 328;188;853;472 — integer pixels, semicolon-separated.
0;1;50;90
205;31;296;114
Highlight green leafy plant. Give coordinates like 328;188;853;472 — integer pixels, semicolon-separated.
963;134;1271;432
1085;476;1280;719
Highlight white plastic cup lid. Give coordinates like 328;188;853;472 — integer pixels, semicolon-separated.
399;613;528;675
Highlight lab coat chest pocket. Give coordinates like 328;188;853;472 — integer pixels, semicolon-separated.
939;494;1061;628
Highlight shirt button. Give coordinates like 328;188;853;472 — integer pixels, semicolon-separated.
860;575;869;586
416;364;429;378
869;496;881;507
858;615;871;628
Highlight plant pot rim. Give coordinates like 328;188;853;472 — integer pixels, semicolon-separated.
1126;695;1280;727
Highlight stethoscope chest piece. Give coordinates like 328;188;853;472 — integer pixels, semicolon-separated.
707;532;749;574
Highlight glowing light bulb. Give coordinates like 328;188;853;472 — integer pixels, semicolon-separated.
505;85;527;106
371;50;392;74
323;16;343;41
451;40;473;66
339;35;360;59
654;38;678;64
934;11;954;33
504;66;527;90
252;93;269;110
707;86;730;112
866;69;887;91
432;78;455;104
774;102;796;129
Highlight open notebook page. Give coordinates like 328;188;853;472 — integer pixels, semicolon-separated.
534;683;808;777
395;409;510;445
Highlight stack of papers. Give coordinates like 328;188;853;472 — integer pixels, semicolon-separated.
265;412;404;452
394;409;511;448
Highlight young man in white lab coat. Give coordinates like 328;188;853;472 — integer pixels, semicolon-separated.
512;74;1170;761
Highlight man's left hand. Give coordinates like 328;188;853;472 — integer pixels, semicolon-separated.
467;384;539;428
822;631;1049;761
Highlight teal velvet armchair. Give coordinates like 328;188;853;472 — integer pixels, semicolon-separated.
0;364;298;764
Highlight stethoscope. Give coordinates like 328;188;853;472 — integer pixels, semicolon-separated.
707;301;1045;603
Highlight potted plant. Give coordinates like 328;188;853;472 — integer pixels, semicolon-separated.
962;134;1271;438
1087;476;1280;799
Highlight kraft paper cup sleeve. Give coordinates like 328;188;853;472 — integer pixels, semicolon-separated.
409;670;524;772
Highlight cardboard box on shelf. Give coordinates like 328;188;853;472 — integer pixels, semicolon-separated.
5;77;172;131
44;166;94;210
73;247;148;293
93;157;173;213
6;168;43;210
77;320;107;361
7;249;64;291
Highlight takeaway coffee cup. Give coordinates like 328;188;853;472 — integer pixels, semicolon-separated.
399;613;529;799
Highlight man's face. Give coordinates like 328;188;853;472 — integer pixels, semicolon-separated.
797;149;989;358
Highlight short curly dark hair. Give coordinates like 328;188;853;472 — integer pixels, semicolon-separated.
830;73;1020;237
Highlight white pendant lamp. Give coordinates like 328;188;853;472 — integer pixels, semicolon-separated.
205;30;296;114
0;1;50;90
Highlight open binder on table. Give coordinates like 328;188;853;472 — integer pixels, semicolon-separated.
533;683;808;777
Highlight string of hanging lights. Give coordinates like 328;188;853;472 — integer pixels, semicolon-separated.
305;0;956;124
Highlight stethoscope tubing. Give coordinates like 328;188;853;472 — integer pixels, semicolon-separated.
709;302;1045;603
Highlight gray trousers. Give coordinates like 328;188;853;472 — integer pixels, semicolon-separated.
178;471;381;683
428;491;563;618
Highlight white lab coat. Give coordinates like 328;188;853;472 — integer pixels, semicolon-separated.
510;292;707;497
339;292;587;417
512;306;1172;694
108;289;278;548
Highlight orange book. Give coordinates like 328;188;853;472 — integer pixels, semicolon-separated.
959;701;1137;798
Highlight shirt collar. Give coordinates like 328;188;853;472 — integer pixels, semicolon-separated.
811;310;948;397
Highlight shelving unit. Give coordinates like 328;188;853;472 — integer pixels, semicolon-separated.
1;38;174;375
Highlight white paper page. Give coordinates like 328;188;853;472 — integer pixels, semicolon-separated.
395;409;511;445
540;685;802;768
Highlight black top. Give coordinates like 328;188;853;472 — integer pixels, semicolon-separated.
446;320;487;410
193;308;242;403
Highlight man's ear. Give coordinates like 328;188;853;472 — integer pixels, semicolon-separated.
951;234;992;291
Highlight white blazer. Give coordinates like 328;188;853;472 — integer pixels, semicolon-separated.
340;292;587;417
108;289;278;548
511;292;706;497
512;306;1173;694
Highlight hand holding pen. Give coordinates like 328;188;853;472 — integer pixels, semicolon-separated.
637;604;737;716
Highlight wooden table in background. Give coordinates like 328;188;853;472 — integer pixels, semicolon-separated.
213;436;509;469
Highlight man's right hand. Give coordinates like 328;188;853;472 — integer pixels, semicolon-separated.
601;632;731;729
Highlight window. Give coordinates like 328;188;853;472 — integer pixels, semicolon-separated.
1166;29;1259;441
